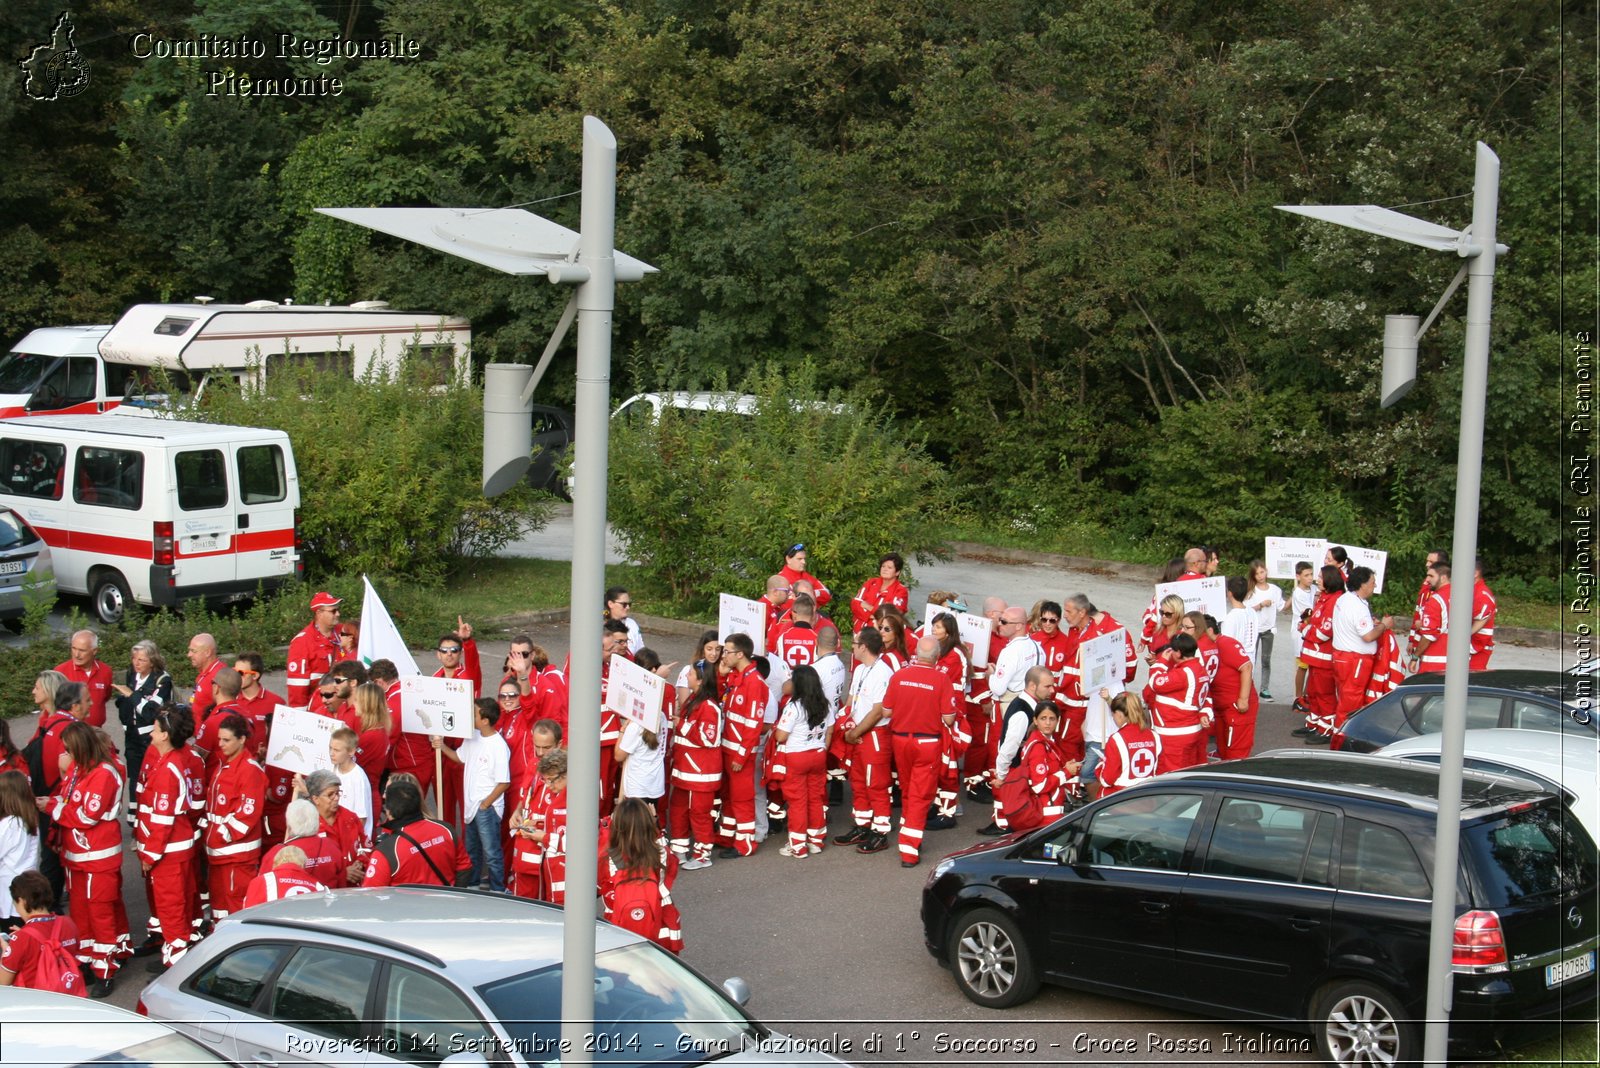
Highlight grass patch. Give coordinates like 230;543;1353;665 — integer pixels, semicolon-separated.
1497;593;1561;632
1498;1021;1597;1066
937;517;1168;566
440;558;710;629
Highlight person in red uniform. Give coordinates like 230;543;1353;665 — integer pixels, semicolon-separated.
602;799;684;953
593;621;631;817
204;715;266;922
295;769;369;885
232;654;283;752
850;553;909;633
1331;566;1392;731
759;575;795;646
771;594;821;669
260;799;348;889
924;613;972;830
433;622;482;825
963;597;1010;801
193;668;247;786
1030;601;1085;761
242;845;328;907
1138;549;1207;652
531;751;570;902
1147;633;1209;773
55;630;112;729
1207;620;1260;761
779;543;830;608
880;637;957;867
286;592;344;708
1179;612;1219;750
49;722;125;997
0;871;85;995
1470;561;1497;670
134;708;198;972
715;634;767;859
185;633;224;722
376;657;434;804
1013;704;1078;832
314;661;366;733
1096;691;1161;796
834;627;898;851
362;777;471;887
668;664;723;870
507;721;562;897
1297;567;1345;741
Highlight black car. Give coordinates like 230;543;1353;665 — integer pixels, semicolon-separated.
1335;670;1596;753
921;752;1598;1063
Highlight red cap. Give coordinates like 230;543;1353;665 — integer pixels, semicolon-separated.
310;592;343;611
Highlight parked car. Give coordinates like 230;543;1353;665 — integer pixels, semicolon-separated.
921;751;1598;1063
1335;671;1595;753
1377;728;1600;842
0;503;54;631
142;885;849;1067
0;987;233;1067
527;403;573;495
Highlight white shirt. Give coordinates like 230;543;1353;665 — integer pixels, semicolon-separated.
988;635;1044;701
1246;582;1285;633
1221;607;1259;661
760;655;791;725
814;653;849;717
777;700;834;753
993;692;1037;779
847;658;894;726
1290;583;1318;651
335;764;375;838
618;719;666;800
0;815;39;918
1332;593;1378;655
459;730;511;818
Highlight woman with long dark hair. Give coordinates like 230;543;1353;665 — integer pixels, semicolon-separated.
50;721;126;997
602;798;683;953
667;661;722;870
775;665;834;858
604;586;643;654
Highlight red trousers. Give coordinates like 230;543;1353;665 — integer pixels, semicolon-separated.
890;734;940;862
780;749;827;856
669;787;717;861
847;729;892;834
66;867;126;980
1154;728;1205;774
1469;649;1492;671
1217;708;1257;761
1304;664;1336;734
599;744;618;818
208;862;252;920
716;761;757;855
147;852;196;964
962;707;994;784
1332;650;1375;727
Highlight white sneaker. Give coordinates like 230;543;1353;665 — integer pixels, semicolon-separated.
679;856;713;871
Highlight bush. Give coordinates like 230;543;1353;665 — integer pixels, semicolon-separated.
605;362;952;613
173;355;550;581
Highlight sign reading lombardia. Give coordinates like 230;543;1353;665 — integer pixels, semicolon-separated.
129;28;422;98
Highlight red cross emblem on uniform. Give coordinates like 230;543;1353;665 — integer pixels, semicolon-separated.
630;907;646;922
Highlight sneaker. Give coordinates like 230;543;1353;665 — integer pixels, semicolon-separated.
1260;690;1273;701
834;826;869;846
977;822;1006;837
1292;726;1314;737
717;846;746;860
901;857;920;868
1304;733;1332;745
131;935;163;958
88;977;115;999
967;783;994;804
856;832;891;855
679;856;712;871
1292;698;1310;714
925;814;958;831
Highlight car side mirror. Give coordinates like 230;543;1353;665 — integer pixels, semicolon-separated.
1060;841;1081;866
722;976;752;1006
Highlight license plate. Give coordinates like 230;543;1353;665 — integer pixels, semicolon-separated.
1546;950;1595;987
0;560;24;576
184;535;221;553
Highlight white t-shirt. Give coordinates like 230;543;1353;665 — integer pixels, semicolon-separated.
460;731;512;818
1221;607;1259;662
618;718;666;800
814;653;849;716
760;656;791;726
623;617;644;655
777;699;835;753
336;763;375;838
0;815;40;919
1246;582;1285;633
848;658;894;726
1332;594;1378;654
1290;583;1318;654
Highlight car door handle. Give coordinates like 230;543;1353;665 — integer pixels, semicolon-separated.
238;513;250;529
1141;901;1170;914
1290;917;1323;931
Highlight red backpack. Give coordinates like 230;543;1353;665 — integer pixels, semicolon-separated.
16;918;87;997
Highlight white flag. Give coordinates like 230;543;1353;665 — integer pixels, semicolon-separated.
357;574;421;677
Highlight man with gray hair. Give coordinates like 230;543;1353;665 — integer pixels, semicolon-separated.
242;844;327;907
56;629;112;728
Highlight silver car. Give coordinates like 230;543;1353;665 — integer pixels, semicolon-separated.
0;987;233;1067
0;504;54;631
140;886;848;1068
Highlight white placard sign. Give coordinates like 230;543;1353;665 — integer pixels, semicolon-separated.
1154;576;1225;621
955;611;995;669
1265;537;1327;581
1337;544;1389;594
400;675;474;739
1079;630;1128;696
719;593;768;656
264;704;335;776
605;653;665;729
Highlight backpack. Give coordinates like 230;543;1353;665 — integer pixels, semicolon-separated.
18;920;87;997
21;721;54;798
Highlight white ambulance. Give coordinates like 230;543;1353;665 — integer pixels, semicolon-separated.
0;414;301;622
0;300;470;418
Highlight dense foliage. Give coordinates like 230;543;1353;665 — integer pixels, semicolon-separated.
2;0;1589;586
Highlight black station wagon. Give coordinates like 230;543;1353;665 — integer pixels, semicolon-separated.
921;751;1598;1064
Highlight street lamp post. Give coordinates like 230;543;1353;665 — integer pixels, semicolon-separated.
1279;141;1505;1068
318;116;655;1064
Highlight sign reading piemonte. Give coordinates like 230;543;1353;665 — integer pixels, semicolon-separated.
605;653;666;729
1080;629;1129;696
399;675;474;740
719;593;768;656
265;704;336;776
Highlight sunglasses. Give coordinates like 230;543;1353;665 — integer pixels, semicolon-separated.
498;692;521;701
1040;616;1060;624
437;647;462;655
788;543;805;554
324;676;350;685
1160;611;1175;618
610;599;632;607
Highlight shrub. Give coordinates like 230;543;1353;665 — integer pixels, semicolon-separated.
604;362;952;613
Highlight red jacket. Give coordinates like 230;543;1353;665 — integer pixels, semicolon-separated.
1300;591;1342;666
30;711;76;795
1098;723;1161;795
285;622;342;707
720;664;766;765
1148;656;1206;732
53;659;112;729
850;577;908;632
779;564;829;606
1021;732;1071;818
770;622;819;669
191;659;224;722
243;863;327;907
134;747;195;865
1410;590;1449;672
880;662;956;735
362;816;468;887
262;832;348;889
671;697;723;791
1211;634;1258;718
52;762;123;872
206;750;267;867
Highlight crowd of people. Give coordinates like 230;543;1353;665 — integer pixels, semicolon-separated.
0;541;1496;997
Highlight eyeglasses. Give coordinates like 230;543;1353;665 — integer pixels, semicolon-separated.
611;599;632;607
326;676;350;685
498;692;520;701
319;607;341;614
437;647;462;655
1040;616;1059;624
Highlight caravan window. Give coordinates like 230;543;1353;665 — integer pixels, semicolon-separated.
266;350;354;384
74;446;144;510
177;449;229;511
237;444;287;504
402;343;457;387
1;437;67;500
105;364;198;406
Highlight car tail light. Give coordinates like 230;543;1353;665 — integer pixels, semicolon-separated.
153;521;174;566
1453;909;1506;968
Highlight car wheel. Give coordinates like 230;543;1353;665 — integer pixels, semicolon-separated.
1313;980;1416;1067
948;907;1039;1008
91;571;133;625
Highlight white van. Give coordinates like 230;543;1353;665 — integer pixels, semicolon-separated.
0;300;470;418
0;414;301;622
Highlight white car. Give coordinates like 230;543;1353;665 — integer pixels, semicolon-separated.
0;987;232;1067
1377;728;1599;843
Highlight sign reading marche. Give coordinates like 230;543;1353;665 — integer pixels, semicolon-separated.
266;705;335;776
1080;629;1128;695
719;593;767;656
1155;576;1225;622
400;675;474;740
605;654;665;729
1264;537;1389;592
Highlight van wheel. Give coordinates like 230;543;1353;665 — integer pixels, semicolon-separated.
91;572;133;624
1313;980;1416;1066
948;907;1039;1008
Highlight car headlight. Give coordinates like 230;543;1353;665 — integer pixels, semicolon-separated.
929;857;956;884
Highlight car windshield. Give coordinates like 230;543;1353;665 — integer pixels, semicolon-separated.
1463;801;1598;907
477;942;765;1066
0;509;32;550
0;351;53;393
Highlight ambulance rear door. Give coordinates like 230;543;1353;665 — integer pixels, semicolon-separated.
171;442;239;589
229;436;298;587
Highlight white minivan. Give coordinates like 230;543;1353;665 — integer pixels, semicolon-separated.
0;414;301;622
